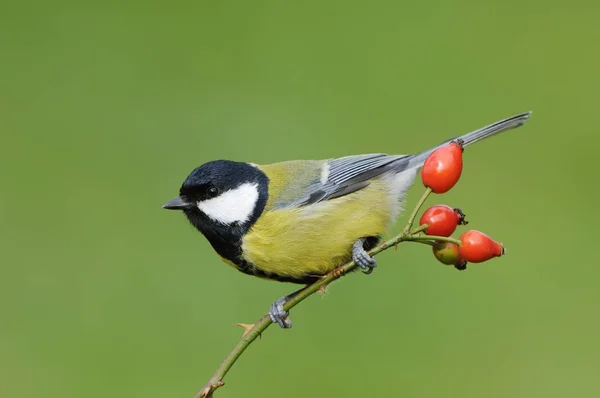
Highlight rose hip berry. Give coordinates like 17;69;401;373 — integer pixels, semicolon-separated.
421;141;464;194
432;241;462;265
458;230;504;263
419;205;468;237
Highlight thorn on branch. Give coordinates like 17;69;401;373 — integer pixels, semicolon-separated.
318;285;328;299
198;381;224;398
234;323;256;338
332;266;346;278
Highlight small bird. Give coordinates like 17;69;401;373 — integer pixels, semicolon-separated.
163;112;531;328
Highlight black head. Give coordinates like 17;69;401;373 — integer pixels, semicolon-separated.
164;160;269;226
163;160;269;262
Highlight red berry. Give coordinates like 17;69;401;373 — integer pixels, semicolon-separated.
458;230;505;263
419;205;468;237
421;141;464;194
432;241;464;266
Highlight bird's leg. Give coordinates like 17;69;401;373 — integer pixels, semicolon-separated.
269;287;305;329
353;238;377;274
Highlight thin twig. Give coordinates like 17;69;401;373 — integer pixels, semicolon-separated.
194;188;442;398
403;187;432;234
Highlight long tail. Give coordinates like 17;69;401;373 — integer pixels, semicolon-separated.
406;111;532;169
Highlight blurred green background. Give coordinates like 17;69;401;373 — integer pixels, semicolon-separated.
2;1;599;397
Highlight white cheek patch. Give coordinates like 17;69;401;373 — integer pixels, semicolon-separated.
197;183;259;224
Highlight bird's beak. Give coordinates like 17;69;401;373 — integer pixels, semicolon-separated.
162;197;192;210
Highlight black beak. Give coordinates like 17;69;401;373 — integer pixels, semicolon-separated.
162;197;192;210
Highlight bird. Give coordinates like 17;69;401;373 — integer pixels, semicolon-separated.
163;112;531;328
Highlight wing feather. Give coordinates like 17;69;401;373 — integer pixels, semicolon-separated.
295;154;409;206
267;112;532;209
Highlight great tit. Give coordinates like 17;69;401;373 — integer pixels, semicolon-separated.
164;112;531;328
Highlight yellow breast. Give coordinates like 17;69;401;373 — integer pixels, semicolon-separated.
241;178;397;281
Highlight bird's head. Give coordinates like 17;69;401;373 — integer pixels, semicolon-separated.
163;160;269;236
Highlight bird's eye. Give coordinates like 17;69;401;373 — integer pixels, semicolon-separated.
207;186;220;198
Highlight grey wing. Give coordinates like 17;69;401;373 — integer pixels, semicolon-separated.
295;153;410;207
277;112;533;209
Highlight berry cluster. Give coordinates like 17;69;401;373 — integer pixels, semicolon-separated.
416;141;505;271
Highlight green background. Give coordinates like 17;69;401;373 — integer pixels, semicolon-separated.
2;1;599;397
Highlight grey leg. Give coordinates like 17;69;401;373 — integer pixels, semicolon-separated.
353;238;377;274
269;288;304;329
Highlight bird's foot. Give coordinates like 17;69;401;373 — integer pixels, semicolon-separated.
353;238;377;274
269;296;292;329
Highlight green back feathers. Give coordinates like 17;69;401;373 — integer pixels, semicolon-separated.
258;160;324;211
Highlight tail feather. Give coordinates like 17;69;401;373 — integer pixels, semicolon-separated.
407;111;532;169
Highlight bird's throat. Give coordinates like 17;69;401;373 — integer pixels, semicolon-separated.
183;209;247;265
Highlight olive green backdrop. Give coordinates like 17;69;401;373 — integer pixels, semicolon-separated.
2;1;599;397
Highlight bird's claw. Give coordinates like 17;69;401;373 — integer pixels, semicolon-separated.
269;297;292;328
353;239;377;274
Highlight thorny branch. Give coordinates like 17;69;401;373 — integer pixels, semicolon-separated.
194;188;457;398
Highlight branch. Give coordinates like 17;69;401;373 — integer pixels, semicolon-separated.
195;189;442;398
